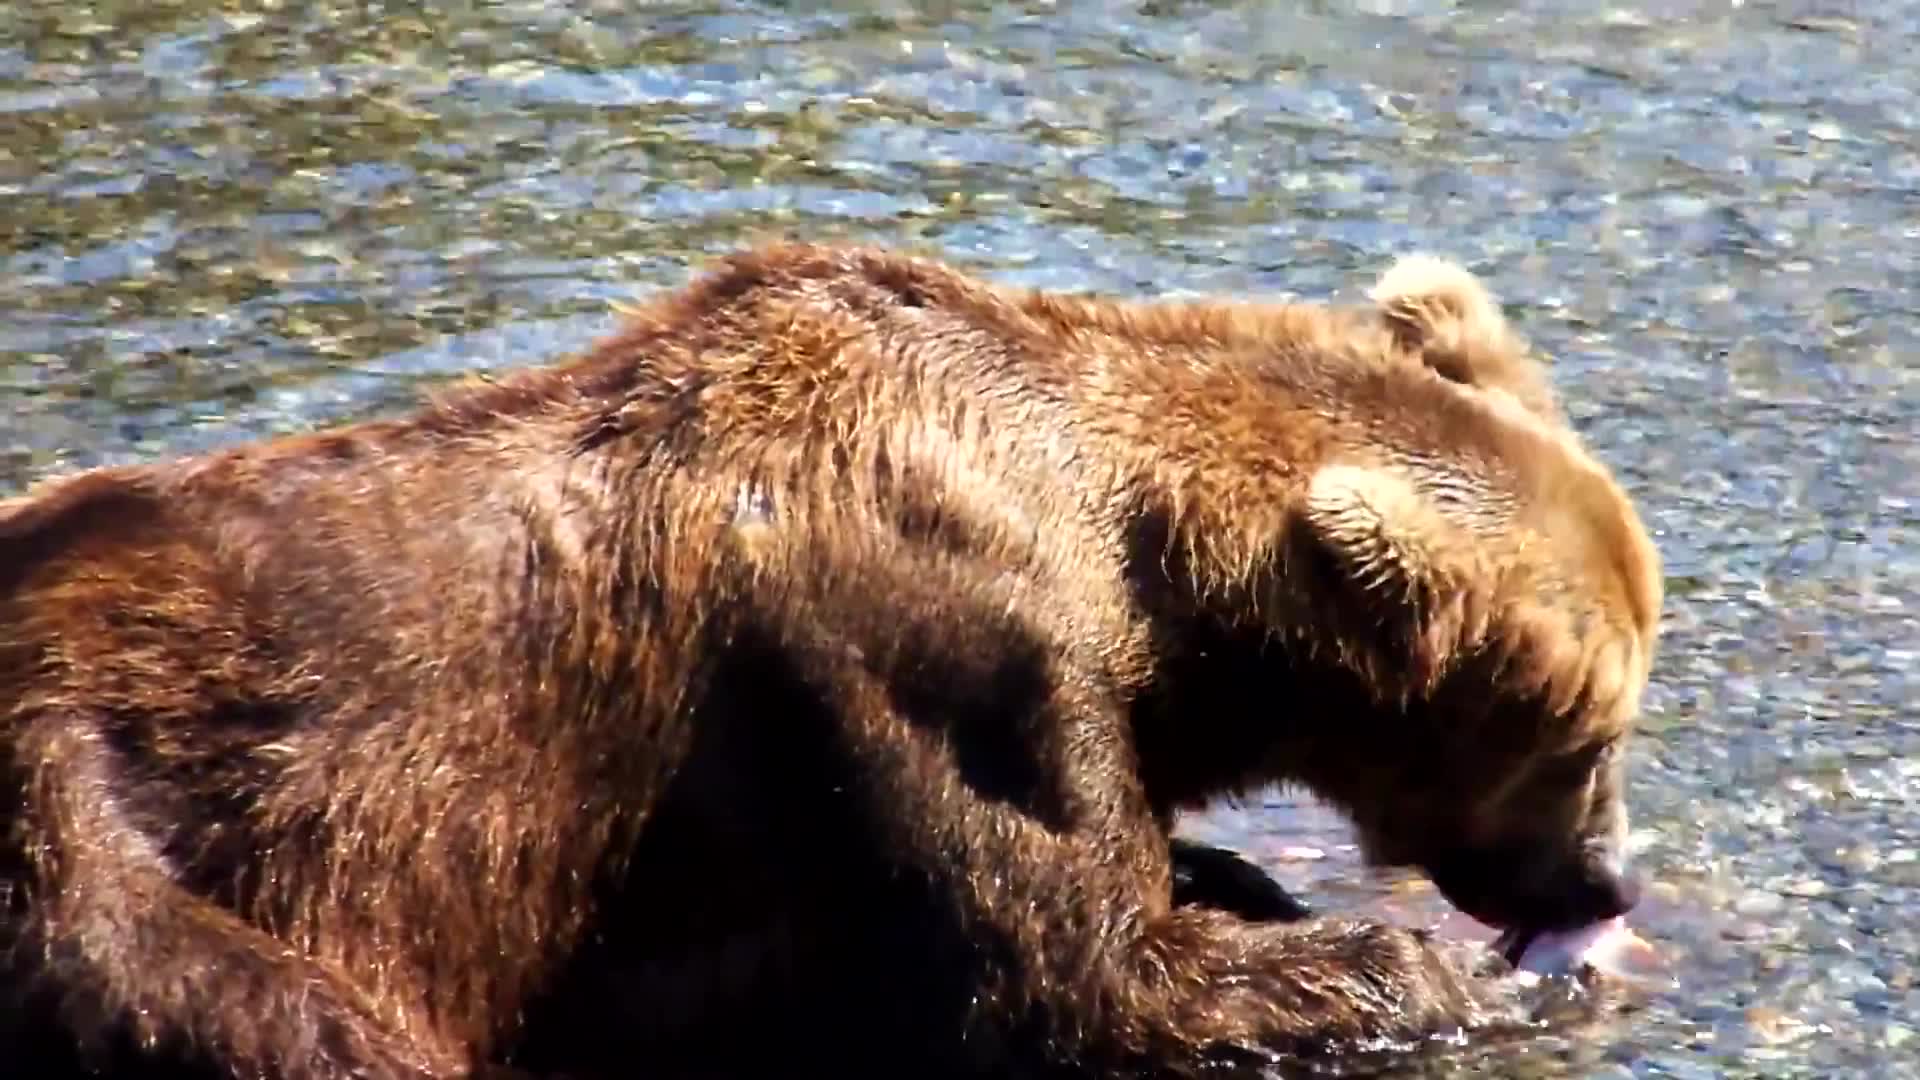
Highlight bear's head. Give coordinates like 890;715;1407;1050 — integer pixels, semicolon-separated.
1135;255;1662;942
1294;258;1662;938
1289;452;1659;936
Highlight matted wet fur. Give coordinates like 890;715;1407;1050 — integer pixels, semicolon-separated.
0;243;1662;1079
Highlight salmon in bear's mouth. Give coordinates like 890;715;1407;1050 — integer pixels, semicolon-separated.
1492;917;1664;981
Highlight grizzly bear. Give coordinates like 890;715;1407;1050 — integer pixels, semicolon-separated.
0;242;1663;1080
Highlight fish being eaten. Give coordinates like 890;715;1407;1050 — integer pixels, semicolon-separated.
1494;916;1669;987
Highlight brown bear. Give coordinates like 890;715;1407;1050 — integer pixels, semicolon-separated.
0;242;1663;1080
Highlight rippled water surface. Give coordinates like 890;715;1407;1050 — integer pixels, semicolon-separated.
4;1;1917;1076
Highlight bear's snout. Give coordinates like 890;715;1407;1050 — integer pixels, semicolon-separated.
1426;840;1641;935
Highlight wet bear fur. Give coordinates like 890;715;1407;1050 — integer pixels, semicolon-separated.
0;242;1663;1079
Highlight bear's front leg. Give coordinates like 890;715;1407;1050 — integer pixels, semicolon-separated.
809;648;1523;1078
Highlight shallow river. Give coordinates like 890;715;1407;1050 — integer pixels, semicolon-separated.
3;1;1917;1077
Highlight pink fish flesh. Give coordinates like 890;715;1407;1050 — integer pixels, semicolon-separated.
1494;916;1665;984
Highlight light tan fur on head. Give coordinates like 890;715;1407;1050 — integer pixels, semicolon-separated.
1298;436;1661;743
1358;254;1660;713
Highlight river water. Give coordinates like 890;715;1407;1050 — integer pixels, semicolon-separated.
3;1;1916;1077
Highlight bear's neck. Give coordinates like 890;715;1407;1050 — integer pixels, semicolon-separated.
1057;317;1349;625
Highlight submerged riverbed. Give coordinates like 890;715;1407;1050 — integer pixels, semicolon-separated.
3;1;1917;1076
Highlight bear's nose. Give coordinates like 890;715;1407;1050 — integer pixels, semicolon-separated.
1586;861;1642;921
1427;845;1642;933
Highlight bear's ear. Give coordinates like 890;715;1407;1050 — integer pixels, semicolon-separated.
1301;464;1479;599
1366;255;1560;422
1297;463;1495;688
1367;254;1509;359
